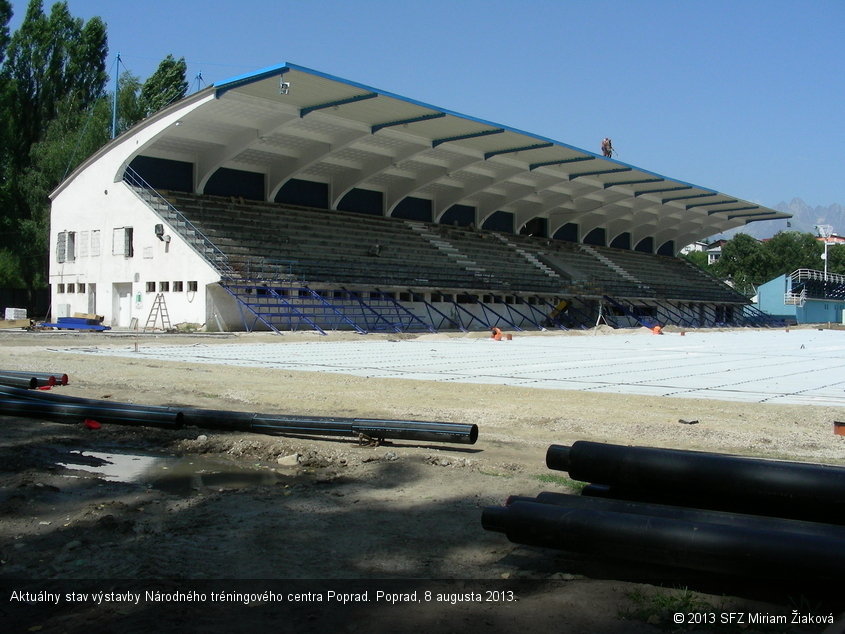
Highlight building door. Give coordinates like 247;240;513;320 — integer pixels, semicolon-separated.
87;283;97;315
113;283;132;327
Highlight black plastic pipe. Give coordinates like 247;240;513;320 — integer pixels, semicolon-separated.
0;374;38;389
0;370;68;385
546;441;845;524
0;385;177;411
0;398;183;427
482;499;845;580
502;493;845;540
179;409;479;444
0;386;478;444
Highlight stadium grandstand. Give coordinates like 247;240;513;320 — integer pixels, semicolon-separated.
49;63;791;334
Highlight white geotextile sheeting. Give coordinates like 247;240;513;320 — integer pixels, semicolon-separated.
67;329;845;406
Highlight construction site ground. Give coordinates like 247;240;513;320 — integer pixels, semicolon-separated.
1;326;843;633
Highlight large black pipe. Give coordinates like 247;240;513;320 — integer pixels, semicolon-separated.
179;409;479;444
482;499;845;580
0;374;37;389
0;370;69;385
0;386;478;444
0;399;183;427
502;493;845;540
0;385;177;411
546;441;845;524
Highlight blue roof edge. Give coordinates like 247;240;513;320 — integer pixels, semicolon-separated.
214;62;737;198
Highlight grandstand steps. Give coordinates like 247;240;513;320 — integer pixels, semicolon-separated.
405;221;489;275
579;244;642;284
491;233;562;279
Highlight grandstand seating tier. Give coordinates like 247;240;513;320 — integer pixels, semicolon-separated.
157;190;748;304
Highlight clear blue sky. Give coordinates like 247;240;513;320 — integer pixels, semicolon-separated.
8;0;843;208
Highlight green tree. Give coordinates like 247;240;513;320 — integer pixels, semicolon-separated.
139;53;187;117
682;250;710;271
826;244;845;276
761;231;823;277
113;69;144;135
713;233;768;295
0;0;107;290
0;0;10;65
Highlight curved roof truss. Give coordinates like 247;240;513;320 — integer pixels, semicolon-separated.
56;62;789;253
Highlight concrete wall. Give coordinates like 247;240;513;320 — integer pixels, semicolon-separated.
797;301;845;324
756;274;797;320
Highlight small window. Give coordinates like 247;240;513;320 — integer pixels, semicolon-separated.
187;281;198;292
146;281;156;293
173;281;183;292
66;283;75;293
159;281;169;292
78;283;86;293
112;227;134;257
57;284;65;293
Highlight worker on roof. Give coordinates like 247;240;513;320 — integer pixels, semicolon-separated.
601;137;614;158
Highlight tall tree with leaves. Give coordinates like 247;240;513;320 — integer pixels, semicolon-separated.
712;233;768;296
0;0;10;65
762;231;823;276
139;53;187;117
0;0;107;289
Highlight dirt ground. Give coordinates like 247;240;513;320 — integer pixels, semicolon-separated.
1;327;844;633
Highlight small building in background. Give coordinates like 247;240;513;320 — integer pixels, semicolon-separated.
756;269;845;324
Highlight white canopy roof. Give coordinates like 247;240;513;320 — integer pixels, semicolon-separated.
58;62;790;251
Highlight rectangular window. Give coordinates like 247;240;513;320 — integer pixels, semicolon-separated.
66;283;75;293
90;230;101;257
187;281;198;292
146;281;156;293
78;283;86;293
56;231;76;262
56;231;67;263
112;227;134;257
78;231;89;258
159;281;169;292
66;232;76;261
173;281;183;292
57;283;65;293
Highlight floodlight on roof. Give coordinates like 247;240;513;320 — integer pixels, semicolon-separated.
815;224;833;239
280;80;291;95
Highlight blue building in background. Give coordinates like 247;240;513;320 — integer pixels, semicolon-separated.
756;269;845;324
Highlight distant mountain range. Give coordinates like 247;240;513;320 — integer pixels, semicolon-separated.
709;198;844;241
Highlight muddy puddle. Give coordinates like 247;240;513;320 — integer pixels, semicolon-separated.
57;449;280;495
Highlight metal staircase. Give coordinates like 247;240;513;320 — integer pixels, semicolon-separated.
123;166;234;276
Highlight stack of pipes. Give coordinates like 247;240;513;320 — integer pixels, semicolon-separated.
0;376;478;445
482;441;845;581
0;370;68;389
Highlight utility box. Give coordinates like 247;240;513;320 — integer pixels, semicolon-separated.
4;307;27;320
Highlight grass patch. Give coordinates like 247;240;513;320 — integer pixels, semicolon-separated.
621;588;716;630
532;473;588;492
